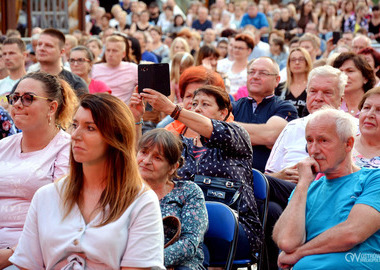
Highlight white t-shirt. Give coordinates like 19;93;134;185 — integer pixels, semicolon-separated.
226;65;247;95
92;62;138;104
217;58;233;74
265;115;310;173
0;76;19;103
10;182;165;269
0;130;70;248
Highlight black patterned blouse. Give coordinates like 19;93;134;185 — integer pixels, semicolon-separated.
177;119;263;259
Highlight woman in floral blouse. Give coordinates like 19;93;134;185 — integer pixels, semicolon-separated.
137;128;208;270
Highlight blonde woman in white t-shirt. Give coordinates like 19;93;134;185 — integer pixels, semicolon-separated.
0;72;77;268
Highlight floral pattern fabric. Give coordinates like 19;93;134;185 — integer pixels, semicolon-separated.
353;154;380;169
160;181;208;270
0;106;17;139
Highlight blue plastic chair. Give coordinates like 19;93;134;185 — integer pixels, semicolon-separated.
204;170;270;270
204;201;239;270
252;168;270;270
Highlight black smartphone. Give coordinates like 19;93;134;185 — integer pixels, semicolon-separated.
138;63;170;96
332;31;341;45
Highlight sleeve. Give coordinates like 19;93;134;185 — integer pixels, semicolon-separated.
74;78;89;96
273;99;298;122
9;189;45;268
240;15;248;28
164;183;208;266
259;13;269;28
121;191;165;269
53;139;70;180
355;170;380;212
265;124;289;173
200;120;252;157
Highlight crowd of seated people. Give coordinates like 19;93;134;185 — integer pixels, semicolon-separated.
1;0;380;269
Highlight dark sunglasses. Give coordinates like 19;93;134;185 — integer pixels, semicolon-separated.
7;93;52;106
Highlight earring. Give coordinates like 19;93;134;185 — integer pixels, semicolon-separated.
48;115;51;126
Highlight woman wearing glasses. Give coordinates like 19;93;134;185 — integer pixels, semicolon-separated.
69;46;111;94
225;33;254;97
0;72;77;268
276;48;312;117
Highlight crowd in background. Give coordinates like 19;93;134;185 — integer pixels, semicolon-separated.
0;0;380;269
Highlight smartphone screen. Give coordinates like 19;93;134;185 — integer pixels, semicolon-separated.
332;32;341;45
138;64;170;96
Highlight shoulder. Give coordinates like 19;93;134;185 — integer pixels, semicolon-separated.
33;181;61;202
232;97;250;108
175;181;204;196
271;96;298;110
120;61;138;71
0;131;22;147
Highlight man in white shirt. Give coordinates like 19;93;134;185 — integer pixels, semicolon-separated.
265;65;347;181
0;38;27;109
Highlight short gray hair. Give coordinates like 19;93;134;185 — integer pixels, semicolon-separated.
307;108;357;142
307;65;347;97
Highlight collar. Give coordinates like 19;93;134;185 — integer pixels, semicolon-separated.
247;94;275;103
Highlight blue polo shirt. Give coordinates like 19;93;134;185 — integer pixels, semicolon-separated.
141;51;159;63
232;96;298;172
192;19;213;31
240;12;269;30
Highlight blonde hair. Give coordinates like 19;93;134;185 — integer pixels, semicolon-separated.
61;93;144;227
170;52;194;83
286;47;312;86
169;37;190;59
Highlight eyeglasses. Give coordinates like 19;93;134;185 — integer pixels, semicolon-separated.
68;58;90;64
7;93;52;106
233;46;248;51
290;57;306;63
247;69;278;77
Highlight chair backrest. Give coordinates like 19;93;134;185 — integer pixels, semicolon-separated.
252;169;270;270
252;169;269;201
204;201;239;270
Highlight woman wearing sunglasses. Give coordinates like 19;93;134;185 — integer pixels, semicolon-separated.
0;72;77;268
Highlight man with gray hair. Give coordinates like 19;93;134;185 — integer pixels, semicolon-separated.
273;108;380;269
352;34;371;54
265;65;348;181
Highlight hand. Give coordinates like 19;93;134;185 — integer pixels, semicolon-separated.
0;248;12;269
278;250;301;269
270;164;299;183
128;89;145;122
140;88;176;115
326;38;336;53
297;157;320;187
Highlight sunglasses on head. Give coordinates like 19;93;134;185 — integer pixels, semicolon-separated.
7;93;52;107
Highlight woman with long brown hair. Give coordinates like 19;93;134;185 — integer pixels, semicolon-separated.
10;94;164;269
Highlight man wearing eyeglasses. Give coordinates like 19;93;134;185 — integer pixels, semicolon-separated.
0;38;27;109
233;57;298;173
266;66;348;182
34;28;88;97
